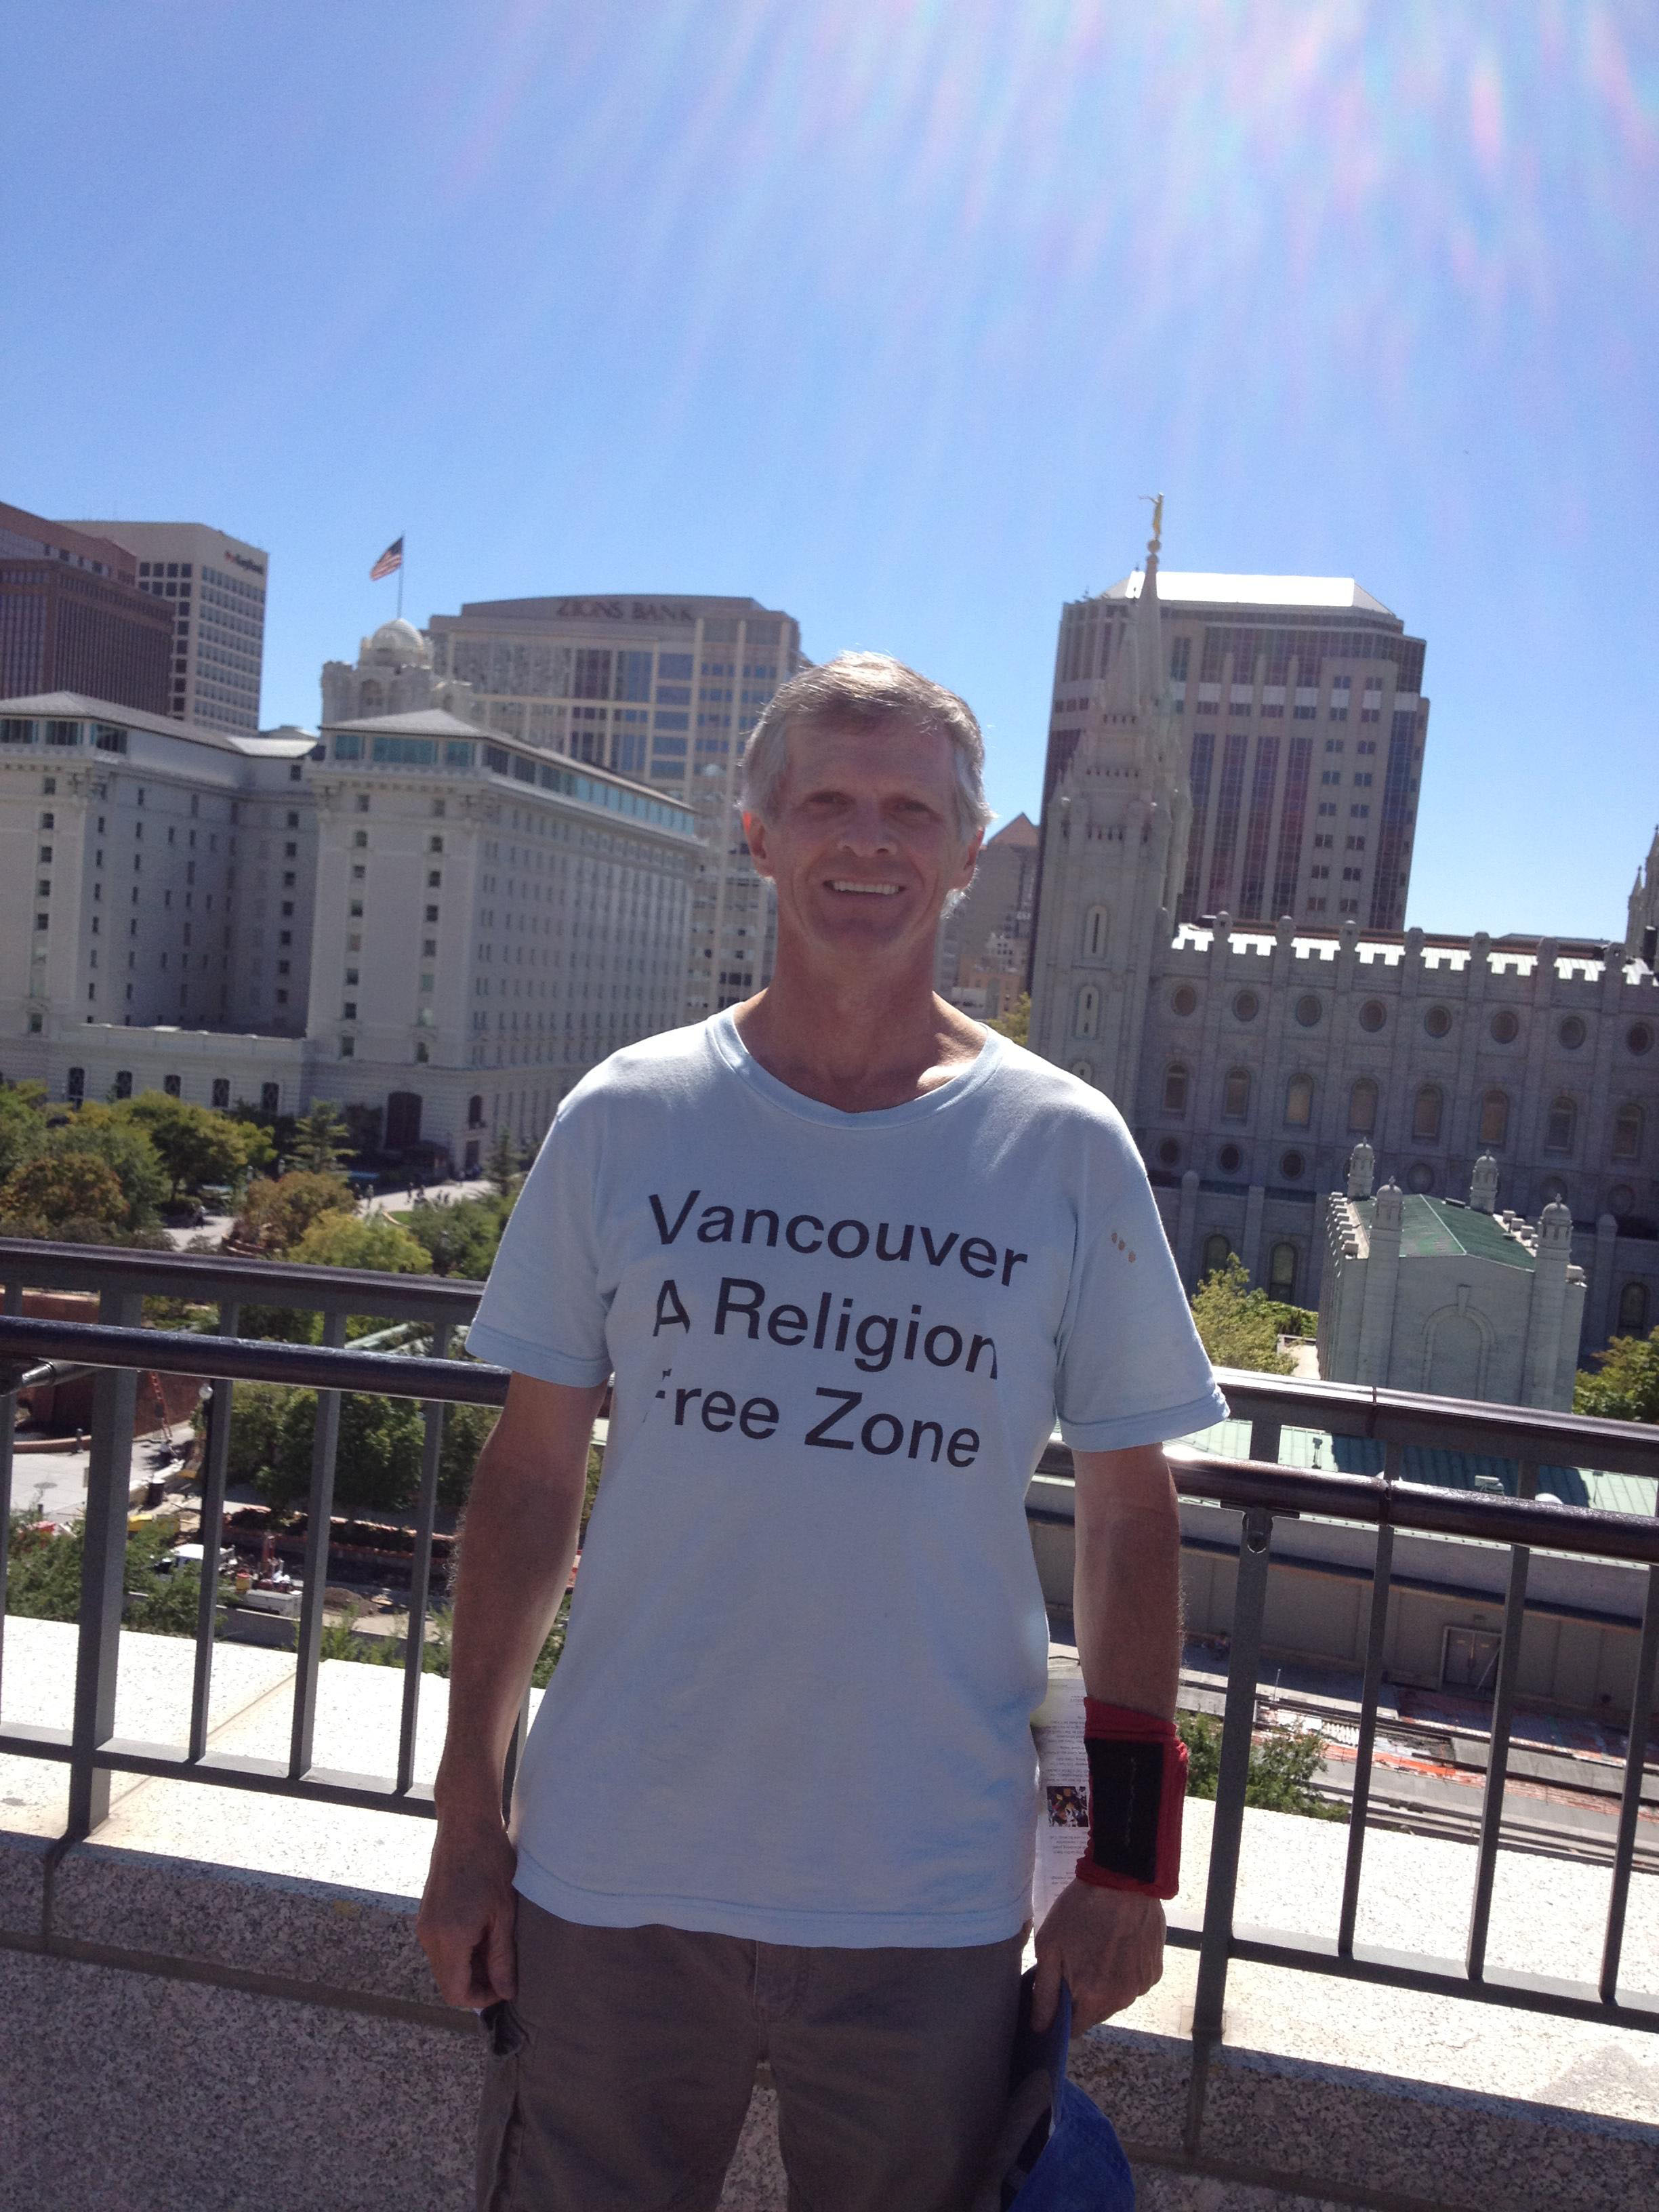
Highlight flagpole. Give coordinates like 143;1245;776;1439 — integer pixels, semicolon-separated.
396;531;405;620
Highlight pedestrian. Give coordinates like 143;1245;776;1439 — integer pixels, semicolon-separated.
418;652;1224;2210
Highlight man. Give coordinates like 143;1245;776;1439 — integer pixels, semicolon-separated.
418;653;1225;2210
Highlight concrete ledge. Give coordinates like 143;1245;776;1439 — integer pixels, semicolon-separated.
2;1619;1657;2210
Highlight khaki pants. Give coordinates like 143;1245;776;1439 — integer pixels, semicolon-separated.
477;1898;1023;2212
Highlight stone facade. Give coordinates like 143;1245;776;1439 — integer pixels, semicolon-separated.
1029;518;1659;1357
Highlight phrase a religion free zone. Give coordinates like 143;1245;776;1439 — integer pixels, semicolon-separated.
646;1188;1029;1472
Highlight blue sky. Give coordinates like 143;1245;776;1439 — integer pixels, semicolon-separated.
6;1;1656;939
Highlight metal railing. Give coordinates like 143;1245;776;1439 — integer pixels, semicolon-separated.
2;1238;1657;2153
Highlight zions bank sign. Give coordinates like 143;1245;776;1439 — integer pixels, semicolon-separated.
554;598;697;624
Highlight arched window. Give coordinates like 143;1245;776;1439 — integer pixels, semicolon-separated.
1201;1232;1232;1279
1479;1088;1509;1147
1070;1059;1094;1084
1612;1102;1643;1162
1544;1096;1576;1153
1269;1241;1298;1301
1348;1077;1378;1134
1618;1280;1650;1335
467;1094;485;1128
1284;1074;1314;1128
1082;905;1109;960
1412;1084;1442;1141
1075;985;1100;1040
1163;1063;1189;1113
1222;1067;1252;1120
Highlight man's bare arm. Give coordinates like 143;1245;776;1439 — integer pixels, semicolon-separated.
417;1372;606;2008
1032;1441;1182;2032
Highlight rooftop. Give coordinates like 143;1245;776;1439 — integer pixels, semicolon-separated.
0;691;314;758
1352;1193;1540;1271
1107;569;1399;615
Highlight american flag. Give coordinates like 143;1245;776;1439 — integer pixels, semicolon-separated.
369;536;403;581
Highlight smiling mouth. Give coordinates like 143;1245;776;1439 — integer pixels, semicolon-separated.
827;880;901;896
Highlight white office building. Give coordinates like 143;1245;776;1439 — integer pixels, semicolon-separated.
1;692;699;1170
422;593;806;1017
76;521;268;736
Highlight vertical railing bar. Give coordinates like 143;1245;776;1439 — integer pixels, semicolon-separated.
68;1288;142;1839
501;1681;533;1825
186;1299;239;1764
396;1321;450;1797
1600;1563;1659;2005
0;1275;22;1717
1466;1535;1531;1982
1338;1446;1398;1956
1185;1502;1273;2156
289;1307;346;1781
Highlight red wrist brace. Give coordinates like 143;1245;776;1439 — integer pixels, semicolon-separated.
1075;1698;1186;1900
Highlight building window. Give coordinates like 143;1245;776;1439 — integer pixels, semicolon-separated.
115;1070;133;1099
1559;1015;1586;1050
1490;1009;1519;1044
1612;1102;1643;1161
1294;994;1322;1027
1618;1281;1650;1336
1268;1242;1298;1301
1349;1077;1378;1134
1075;985;1100;1040
1479;1089;1510;1147
1217;1142;1243;1174
1158;1138;1181;1166
1408;1161;1435;1193
1233;990;1258;1022
340;1037;354;1059
1544;1096;1576;1153
67;1067;85;1101
1200;1232;1232;1279
1279;1149;1306;1180
1358;999;1386;1032
1221;1067;1251;1120
163;1073;182;1098
211;1078;230;1109
1163;1063;1189;1114
1284;1074;1314;1128
1070;1059;1094;1082
1424;1005;1452;1038
1172;984;1198;1017
1082;905;1108;960
1629;1023;1654;1057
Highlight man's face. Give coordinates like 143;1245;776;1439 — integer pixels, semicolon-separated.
743;718;981;964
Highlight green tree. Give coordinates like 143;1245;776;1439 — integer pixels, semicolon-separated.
290;1100;352;1174
402;1192;512;1279
1178;1712;1346;1821
0;1150;129;1233
287;1210;432;1274
124;1092;262;1200
986;993;1030;1046
0;1081;48;1185
232;1170;355;1254
438;1401;499;1513
1190;1254;1295;1376
1575;1329;1659;1424
52;1108;169;1226
259;1389;427;1517
484;1126;520;1197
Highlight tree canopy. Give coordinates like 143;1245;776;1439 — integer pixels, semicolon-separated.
1574;1330;1659;1425
1190;1254;1295;1376
288;1210;432;1274
124;1091;266;1199
985;994;1030;1047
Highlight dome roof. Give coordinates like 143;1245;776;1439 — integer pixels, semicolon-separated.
366;617;430;667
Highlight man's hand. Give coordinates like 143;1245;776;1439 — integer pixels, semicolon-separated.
1031;1878;1165;2033
417;1813;519;2009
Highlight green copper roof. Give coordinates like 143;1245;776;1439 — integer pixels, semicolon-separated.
1351;1195;1536;1270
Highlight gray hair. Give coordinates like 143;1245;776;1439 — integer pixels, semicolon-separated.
741;651;994;844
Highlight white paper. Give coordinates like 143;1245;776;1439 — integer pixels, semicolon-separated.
1030;1650;1089;1927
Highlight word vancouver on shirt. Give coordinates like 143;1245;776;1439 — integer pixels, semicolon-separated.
466;1012;1225;1948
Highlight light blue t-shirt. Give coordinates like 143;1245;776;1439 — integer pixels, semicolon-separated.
466;1012;1226;1948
